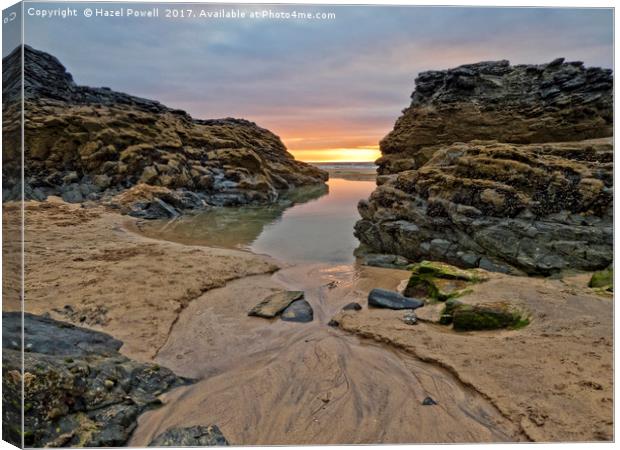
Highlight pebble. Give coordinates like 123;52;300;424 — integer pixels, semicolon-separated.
422;396;437;406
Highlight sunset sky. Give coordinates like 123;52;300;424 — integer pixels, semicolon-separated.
13;4;613;162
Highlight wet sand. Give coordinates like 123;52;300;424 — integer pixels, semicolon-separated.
6;194;613;444
6;199;278;361
130;264;523;445
335;271;614;442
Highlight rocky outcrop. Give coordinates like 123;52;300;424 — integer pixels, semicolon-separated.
2;313;189;447
148;425;229;446
2;45;327;210
356;58;613;274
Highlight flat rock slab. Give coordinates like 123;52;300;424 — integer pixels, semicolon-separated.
281;299;314;323
5;312;122;357
149;425;229;446
368;288;424;310
248;290;304;318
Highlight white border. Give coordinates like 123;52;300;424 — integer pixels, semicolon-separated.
0;1;616;450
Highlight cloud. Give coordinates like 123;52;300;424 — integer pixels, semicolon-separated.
20;4;613;159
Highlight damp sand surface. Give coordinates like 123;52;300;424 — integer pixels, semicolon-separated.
129;173;526;444
8;169;612;444
130;264;524;445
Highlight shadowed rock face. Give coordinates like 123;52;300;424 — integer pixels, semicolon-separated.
2;313;190;447
2;45;327;208
377;59;612;175
356;58;613;275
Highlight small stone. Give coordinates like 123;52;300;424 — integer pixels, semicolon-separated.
368;288;424;310
402;311;418;325
104;379;115;390
422;396;437;406
280;299;314;323
342;302;362;311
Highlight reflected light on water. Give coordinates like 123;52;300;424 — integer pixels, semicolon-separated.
137;176;376;265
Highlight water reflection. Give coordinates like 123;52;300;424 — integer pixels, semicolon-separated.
138;176;377;264
137;183;329;249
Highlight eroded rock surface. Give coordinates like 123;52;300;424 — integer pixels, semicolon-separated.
2;46;327;211
356;58;613;274
148;425;229;446
2;313;189;447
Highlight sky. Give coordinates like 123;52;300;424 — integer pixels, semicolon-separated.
9;3;614;162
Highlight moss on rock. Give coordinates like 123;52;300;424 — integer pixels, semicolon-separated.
589;267;613;292
438;299;463;325
404;260;484;301
449;302;528;331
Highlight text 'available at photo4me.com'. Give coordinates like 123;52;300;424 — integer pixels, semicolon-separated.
25;4;337;21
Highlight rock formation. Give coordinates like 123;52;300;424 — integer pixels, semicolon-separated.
2;45;327;212
148;425;229;446
2;313;189;447
355;58;613;274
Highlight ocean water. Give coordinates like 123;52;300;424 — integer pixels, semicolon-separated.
311;161;377;171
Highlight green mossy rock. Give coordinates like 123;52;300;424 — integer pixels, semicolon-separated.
438;299;463;325
450;302;528;331
589;267;613;292
404;261;484;301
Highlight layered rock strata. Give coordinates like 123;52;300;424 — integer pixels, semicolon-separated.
355;58;613;274
2;45;327;211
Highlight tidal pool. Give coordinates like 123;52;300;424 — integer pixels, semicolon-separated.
137;175;377;264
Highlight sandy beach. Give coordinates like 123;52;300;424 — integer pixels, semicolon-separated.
4;197;612;444
8;199;278;361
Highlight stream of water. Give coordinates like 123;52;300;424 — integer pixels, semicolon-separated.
130;170;521;445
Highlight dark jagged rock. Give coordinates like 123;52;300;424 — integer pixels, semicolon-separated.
368;288;424;310
359;253;410;269
2;312;189;447
378;58;612;170
280;299;314;323
2;45;327;210
356;58;613;275
148;425;229;446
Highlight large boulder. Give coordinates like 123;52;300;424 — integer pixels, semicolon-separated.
2;46;327;208
438;300;529;331
356;58;613;275
2;313;189;447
